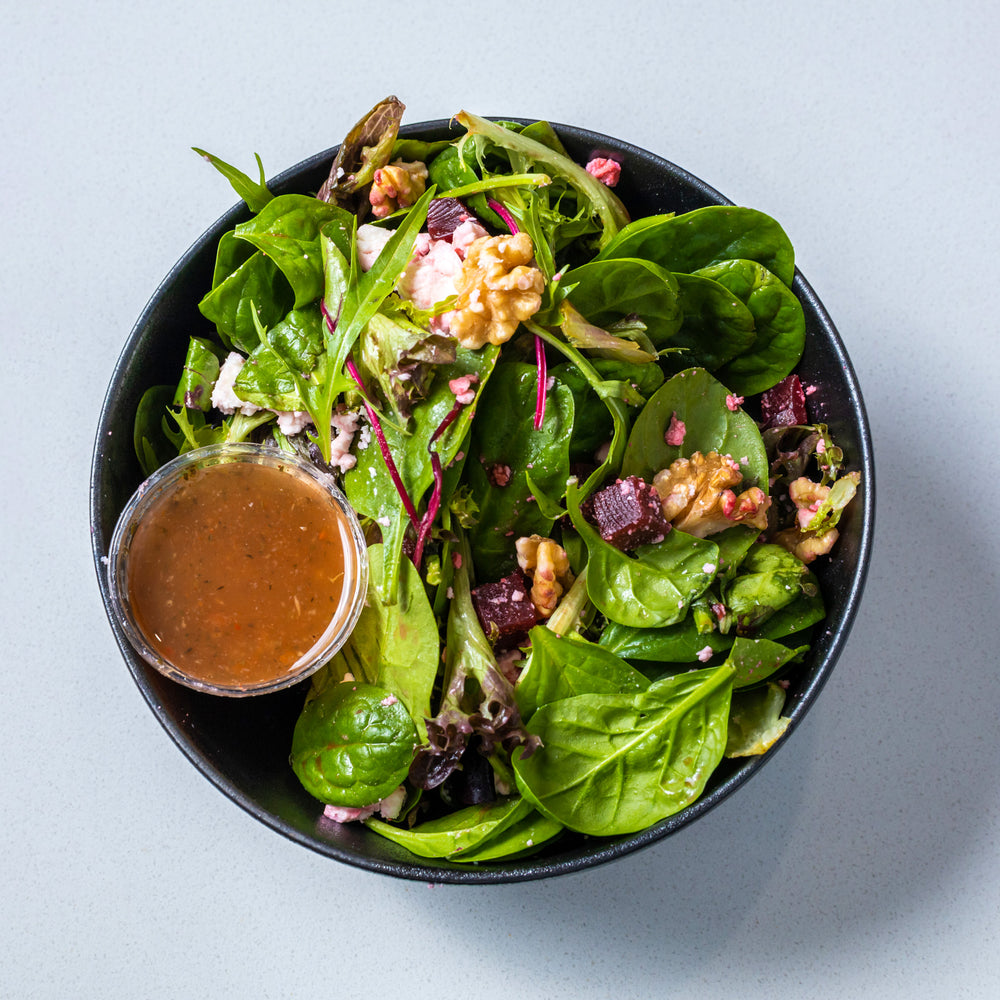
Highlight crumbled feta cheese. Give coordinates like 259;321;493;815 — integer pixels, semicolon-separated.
212;352;261;416
276;410;310;436
696;645;715;663
329;411;360;473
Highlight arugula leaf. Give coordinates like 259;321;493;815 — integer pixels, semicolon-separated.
455;110;630;248
192;148;273;211
308;544;440;729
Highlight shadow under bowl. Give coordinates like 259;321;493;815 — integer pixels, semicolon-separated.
90;118;875;883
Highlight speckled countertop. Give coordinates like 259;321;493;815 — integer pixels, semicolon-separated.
4;1;997;997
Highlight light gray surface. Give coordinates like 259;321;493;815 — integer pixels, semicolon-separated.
4;1;998;997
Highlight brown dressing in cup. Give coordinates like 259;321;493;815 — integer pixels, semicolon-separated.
127;460;354;689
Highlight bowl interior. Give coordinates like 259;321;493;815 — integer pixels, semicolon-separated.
91;119;874;883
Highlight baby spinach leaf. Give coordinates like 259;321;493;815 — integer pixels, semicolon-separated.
726;636;808;689
564;258;682;348
290;681;418;807
667;271;756;370
365;796;533;859
133;385;177;476
173;337;224;412
233;305;325;412
465;361;575;579
567;480;718;629
725;682;790;757
512;664;734;836
696;259;806;395
309;544;440;728
516;627;649;720
233;194;348;307
598;617;734;663
596;206;795;286
198;251;293;353
621;367;769;489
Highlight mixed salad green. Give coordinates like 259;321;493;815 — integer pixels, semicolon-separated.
135;97;860;863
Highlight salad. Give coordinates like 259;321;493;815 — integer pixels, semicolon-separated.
134;97;860;863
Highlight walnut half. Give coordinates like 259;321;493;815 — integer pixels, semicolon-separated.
450;232;545;349
515;534;574;618
652;451;771;538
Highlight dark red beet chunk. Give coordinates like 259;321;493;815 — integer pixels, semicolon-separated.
427;198;474;241
760;374;808;429
471;571;539;646
580;475;671;551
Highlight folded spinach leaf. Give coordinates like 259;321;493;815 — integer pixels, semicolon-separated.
564;258;682;348
291;681;418;807
173;336;224;412
515;627;649;720
723;543;812;631
365;796;533;859
726;636;808;689
666;271;757;370
725;682;790;757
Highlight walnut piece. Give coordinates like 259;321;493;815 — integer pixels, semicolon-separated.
450;232;545;349
515;534;574;618
652;451;771;538
773;476;839;563
368;159;428;219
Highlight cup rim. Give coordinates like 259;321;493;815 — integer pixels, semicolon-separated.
105;441;370;697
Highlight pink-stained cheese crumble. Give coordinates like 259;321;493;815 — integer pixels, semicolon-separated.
585;157;622;187
665;412;686;446
448;374;479;405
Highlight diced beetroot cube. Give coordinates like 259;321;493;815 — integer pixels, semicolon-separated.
471;571;539;647
427;198;474;241
760;374;808;429
580;475;671;551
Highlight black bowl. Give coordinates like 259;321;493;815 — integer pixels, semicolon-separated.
91;118;874;883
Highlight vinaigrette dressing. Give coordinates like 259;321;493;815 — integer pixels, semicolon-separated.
127;460;353;688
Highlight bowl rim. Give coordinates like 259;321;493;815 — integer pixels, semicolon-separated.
90;116;875;883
